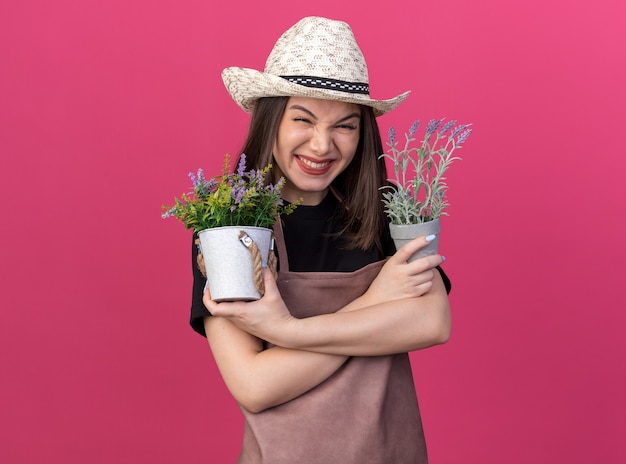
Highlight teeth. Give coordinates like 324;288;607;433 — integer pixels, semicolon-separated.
299;157;330;169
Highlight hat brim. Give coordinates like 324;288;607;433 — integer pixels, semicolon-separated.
222;67;410;117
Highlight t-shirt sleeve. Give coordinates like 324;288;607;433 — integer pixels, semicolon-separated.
437;266;452;294
190;234;211;337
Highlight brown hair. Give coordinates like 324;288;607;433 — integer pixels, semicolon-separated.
240;97;389;252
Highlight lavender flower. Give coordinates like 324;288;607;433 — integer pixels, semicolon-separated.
457;128;472;144
388;127;396;145
425;118;444;138
409;120;420;138
254;169;263;184
236;154;247;177
379;118;472;225
450;124;468;138
438;120;456;136
232;185;246;204
161;206;176;219
188;170;200;187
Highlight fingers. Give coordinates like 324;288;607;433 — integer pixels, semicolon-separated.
411;280;434;298
262;266;276;286
204;297;241;318
202;283;213;312
412;254;445;273
202;283;238;317
392;234;435;262
413;268;435;285
261;267;279;299
392;235;445;269
203;268;278;317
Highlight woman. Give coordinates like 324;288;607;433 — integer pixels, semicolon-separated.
190;16;451;463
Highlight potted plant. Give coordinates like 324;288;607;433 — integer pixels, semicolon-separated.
380;118;472;262
162;153;299;301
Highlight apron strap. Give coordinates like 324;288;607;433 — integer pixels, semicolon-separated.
272;219;290;272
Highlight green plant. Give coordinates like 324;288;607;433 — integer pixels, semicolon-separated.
162;153;299;232
379;118;472;225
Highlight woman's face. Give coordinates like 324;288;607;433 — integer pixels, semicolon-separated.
272;97;361;205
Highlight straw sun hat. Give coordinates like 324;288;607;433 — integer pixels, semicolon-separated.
222;16;410;117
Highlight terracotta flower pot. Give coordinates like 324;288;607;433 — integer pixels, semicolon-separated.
197;226;273;302
389;218;441;263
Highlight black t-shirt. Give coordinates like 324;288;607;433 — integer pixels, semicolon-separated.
189;193;451;336
278;193;394;272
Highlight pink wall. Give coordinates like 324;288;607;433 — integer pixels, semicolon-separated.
1;1;625;462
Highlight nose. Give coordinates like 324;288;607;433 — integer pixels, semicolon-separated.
310;127;332;155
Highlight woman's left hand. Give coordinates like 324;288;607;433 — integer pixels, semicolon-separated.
356;235;445;309
203;267;295;343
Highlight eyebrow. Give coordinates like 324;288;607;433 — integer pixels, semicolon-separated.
288;104;361;123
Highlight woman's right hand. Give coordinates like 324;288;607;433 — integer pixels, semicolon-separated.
357;235;445;308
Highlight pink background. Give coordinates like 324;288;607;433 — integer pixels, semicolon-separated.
1;0;625;462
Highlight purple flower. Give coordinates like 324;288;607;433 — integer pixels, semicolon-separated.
188;170;199;187
388;127;396;145
409;120;420;138
457;128;472;144
451;124;468;138
254;169;263;184
438;120;456;136
231;184;246;204
236;154;247;177
236;188;246;203
190;168;214;196
425;118;444;138
161;206;176;219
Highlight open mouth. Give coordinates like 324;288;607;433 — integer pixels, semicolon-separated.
297;156;331;169
295;156;334;176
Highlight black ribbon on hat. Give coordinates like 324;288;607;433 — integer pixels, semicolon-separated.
280;75;370;95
